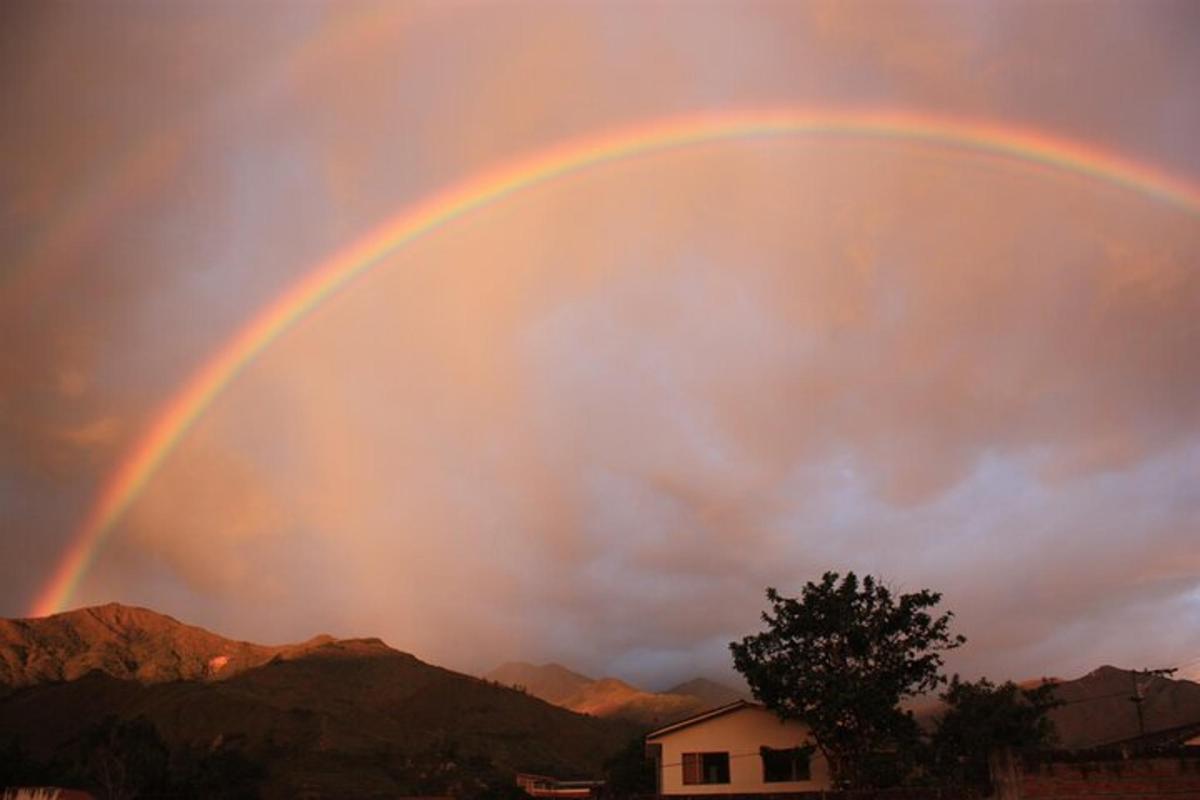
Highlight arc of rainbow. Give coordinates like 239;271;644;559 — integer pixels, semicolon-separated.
30;108;1200;618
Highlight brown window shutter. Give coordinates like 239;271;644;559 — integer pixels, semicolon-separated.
682;752;701;785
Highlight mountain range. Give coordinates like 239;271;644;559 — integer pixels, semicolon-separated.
484;662;747;727
2;603;1198;798
0;603;326;688
0;604;637;798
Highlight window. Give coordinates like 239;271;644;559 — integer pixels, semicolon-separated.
761;746;812;783
682;752;730;785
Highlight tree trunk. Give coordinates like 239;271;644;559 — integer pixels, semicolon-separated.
987;747;1020;800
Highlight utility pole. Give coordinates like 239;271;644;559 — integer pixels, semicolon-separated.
1129;666;1177;737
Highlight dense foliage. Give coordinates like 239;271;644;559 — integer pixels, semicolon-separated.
1;716;264;800
601;735;657;797
1;719;546;800
730;572;965;788
930;676;1060;792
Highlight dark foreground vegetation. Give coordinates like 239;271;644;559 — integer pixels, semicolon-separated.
0;713;549;799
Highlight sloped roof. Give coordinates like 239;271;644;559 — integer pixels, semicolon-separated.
1103;719;1200;750
645;699;766;740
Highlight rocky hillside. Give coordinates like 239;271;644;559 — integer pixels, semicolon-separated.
0;605;638;798
0;603;319;689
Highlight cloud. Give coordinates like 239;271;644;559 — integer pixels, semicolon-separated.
123;447;286;594
52;416;121;448
3;2;1198;689
78;140;1198;687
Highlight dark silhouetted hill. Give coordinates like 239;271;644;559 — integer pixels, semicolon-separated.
916;665;1200;751
1046;664;1200;748
0;605;638;798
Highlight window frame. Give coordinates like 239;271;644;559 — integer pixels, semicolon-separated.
760;745;812;783
681;751;731;785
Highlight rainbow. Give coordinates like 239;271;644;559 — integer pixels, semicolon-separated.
29;108;1200;618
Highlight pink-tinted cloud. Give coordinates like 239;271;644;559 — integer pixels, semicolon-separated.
2;1;1197;689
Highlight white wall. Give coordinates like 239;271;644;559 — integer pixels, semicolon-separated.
647;705;831;795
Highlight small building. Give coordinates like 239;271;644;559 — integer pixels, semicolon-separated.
515;772;604;798
645;700;832;796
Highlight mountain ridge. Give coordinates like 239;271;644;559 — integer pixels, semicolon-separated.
0;602;347;690
6;603;1198;795
1044;663;1200;748
484;661;748;727
0;604;639;797
666;677;751;707
486;661;594;705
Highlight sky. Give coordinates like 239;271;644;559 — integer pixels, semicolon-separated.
2;0;1199;690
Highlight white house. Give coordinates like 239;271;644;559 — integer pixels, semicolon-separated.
645;700;832;795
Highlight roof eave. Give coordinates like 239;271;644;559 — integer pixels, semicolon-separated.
645;699;765;740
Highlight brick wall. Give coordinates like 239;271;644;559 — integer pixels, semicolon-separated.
633;757;1200;800
1018;757;1200;799
633;790;972;800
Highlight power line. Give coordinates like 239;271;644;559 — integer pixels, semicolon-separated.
1172;653;1200;673
1128;667;1177;737
1055;689;1139;706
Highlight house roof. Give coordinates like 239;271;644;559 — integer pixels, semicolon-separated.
1102;719;1200;750
645;699;767;740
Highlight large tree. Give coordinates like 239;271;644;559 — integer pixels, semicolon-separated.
730;572;965;788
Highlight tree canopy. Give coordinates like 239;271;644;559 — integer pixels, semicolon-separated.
730;572;965;788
